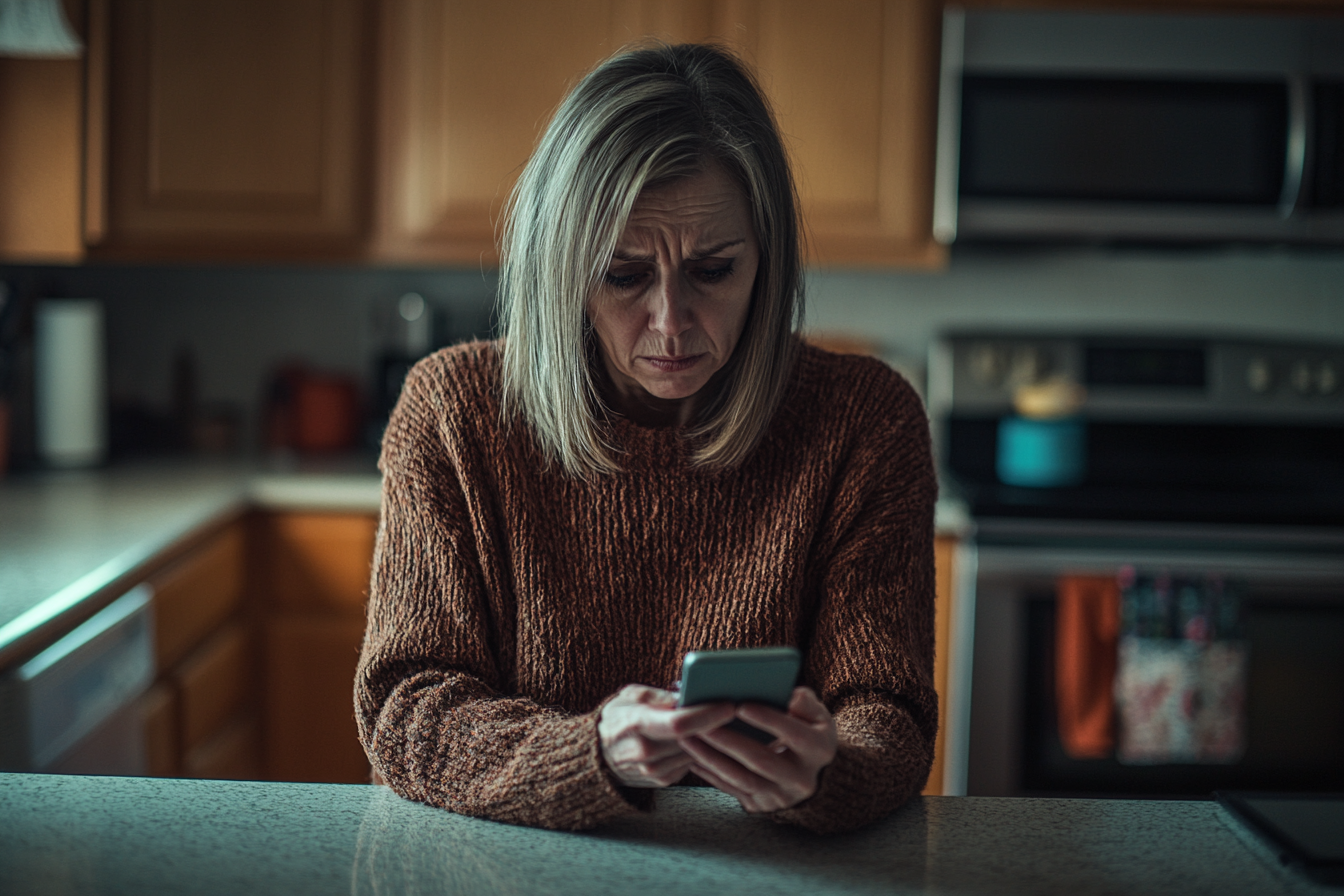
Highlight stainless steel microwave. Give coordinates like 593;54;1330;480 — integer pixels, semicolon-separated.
934;8;1344;246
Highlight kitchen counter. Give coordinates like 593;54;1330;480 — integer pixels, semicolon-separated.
0;457;969;672
0;459;381;669
0;774;1331;896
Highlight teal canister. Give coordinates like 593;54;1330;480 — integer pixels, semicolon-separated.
996;378;1087;488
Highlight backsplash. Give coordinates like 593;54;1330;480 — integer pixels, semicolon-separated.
2;245;1341;458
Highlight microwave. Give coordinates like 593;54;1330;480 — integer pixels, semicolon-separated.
934;8;1344;246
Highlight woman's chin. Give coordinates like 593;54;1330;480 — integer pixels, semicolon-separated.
638;374;713;403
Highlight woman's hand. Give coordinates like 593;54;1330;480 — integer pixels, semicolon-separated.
680;686;837;813
598;685;737;788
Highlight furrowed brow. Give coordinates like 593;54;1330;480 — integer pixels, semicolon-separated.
689;239;745;260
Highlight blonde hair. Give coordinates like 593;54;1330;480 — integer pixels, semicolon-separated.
498;43;803;477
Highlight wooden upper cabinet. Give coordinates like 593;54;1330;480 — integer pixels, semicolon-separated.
92;0;371;260
709;0;944;268
372;0;943;268
372;0;709;264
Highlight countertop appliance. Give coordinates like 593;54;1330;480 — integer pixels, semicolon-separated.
929;331;1344;797
934;8;1344;246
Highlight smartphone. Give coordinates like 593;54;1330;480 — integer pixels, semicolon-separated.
675;646;801;744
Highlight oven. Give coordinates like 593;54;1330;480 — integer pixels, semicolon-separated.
929;332;1344;798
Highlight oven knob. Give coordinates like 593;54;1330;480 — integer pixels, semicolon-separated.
1319;361;1339;395
1246;357;1274;394
970;343;1007;386
1290;360;1314;395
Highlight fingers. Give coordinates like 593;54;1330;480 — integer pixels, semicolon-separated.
788;686;830;722
680;687;839;813
683;737;801;814
598;686;736;789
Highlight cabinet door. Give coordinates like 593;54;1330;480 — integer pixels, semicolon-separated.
372;0;711;263
254;513;378;615
265;615;369;783
711;0;944;267
151;522;246;672
175;622;252;756
96;0;370;260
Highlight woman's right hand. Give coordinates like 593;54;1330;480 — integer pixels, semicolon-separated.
598;685;736;788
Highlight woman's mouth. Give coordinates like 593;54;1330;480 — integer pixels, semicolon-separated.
644;354;704;372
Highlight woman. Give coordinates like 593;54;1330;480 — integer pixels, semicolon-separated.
355;43;937;834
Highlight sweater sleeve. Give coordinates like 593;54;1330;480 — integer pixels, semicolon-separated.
354;355;641;831
769;364;940;834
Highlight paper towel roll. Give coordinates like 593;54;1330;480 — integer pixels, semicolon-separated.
35;299;106;468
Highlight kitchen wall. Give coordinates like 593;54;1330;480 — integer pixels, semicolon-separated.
3;243;1342;454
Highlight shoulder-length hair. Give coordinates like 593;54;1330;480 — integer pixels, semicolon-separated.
498;42;804;477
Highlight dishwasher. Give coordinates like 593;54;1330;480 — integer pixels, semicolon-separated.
0;585;155;774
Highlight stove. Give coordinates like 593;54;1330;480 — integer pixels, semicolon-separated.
926;331;1344;798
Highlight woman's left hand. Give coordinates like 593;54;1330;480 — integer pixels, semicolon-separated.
680;686;838;813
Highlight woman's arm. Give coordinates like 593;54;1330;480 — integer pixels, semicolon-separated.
354;358;638;830
775;369;940;833
677;364;940;833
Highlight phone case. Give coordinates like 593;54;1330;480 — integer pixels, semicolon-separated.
676;647;800;744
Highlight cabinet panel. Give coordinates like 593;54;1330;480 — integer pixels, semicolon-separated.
183;713;262;781
265;615;369;783
139;682;179;777
98;0;369;257
151;523;245;672
255;513;377;614
373;0;711;263
925;534;956;796
174;622;252;755
0;57;83;261
713;0;944;267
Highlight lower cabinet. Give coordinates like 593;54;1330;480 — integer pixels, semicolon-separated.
924;534;957;796
135;510;956;791
144;519;262;781
265;615;370;783
256;512;377;784
139;510;375;785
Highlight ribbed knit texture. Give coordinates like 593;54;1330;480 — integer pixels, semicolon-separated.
355;339;938;833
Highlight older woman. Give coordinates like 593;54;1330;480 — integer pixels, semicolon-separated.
355;43;937;834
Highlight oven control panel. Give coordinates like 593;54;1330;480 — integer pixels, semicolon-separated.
929;333;1344;422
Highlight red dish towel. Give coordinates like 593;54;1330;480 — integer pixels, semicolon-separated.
1056;575;1122;759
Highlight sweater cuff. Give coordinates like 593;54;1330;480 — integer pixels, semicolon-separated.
764;744;886;834
491;706;647;830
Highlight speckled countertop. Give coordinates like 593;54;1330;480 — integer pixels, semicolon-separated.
0;458;382;668
0;775;1333;896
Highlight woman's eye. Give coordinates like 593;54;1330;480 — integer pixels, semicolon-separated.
695;262;735;284
604;270;647;290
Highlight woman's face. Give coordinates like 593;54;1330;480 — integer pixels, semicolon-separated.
588;162;760;426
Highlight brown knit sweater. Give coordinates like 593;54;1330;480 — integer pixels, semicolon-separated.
355;339;938;834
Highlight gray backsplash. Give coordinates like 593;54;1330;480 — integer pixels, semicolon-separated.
3;244;1342;453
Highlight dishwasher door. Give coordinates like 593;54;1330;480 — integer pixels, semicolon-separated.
0;585;155;773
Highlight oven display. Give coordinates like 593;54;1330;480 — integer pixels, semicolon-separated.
1085;344;1207;388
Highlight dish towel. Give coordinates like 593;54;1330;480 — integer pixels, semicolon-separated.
1056;575;1122;759
1113;570;1247;765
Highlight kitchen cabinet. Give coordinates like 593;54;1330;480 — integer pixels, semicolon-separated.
924;533;957;796
374;0;945;268
371;0;707;263
5;0;1337;266
255;511;377;784
89;0;372;261
709;0;945;268
144;519;262;781
0;0;88;262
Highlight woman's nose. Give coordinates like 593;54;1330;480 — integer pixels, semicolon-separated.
649;272;693;336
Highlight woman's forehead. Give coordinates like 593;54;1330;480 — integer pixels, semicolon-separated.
618;164;753;250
